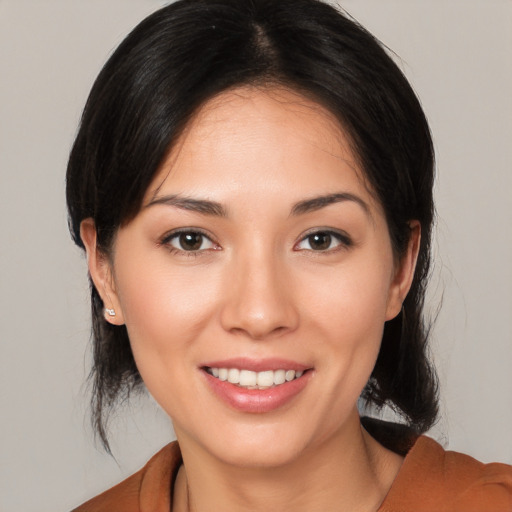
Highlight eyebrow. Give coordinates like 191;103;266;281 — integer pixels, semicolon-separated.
146;195;227;217
146;191;370;218
290;192;370;217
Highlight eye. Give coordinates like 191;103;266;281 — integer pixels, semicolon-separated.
295;230;351;252
163;230;217;252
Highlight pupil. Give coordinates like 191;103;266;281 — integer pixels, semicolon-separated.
180;233;202;250
310;233;331;250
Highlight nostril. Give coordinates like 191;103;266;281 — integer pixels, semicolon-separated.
227;324;294;341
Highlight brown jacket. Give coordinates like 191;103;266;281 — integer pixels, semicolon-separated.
73;436;512;512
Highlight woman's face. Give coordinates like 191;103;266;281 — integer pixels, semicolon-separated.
88;87;417;467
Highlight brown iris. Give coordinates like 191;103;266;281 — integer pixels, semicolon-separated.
179;232;203;251
308;232;332;250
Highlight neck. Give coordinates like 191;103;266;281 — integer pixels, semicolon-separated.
172;413;403;512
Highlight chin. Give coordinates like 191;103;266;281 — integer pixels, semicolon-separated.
214;433;310;469
187;415;337;470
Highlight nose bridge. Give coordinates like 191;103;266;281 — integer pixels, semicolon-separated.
220;242;298;339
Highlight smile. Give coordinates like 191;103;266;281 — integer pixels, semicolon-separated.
205;367;305;389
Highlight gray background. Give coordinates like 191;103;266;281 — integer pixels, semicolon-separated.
1;1;511;510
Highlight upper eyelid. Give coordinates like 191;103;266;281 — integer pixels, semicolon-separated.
298;227;352;242
161;227;215;243
160;229;220;256
159;227;352;251
294;229;353;252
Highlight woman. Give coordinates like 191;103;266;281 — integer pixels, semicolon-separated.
67;0;512;510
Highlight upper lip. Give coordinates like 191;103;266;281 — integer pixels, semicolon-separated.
201;357;311;372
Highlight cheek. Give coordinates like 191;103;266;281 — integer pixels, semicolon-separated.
299;252;393;384
113;258;225;418
113;255;220;368
303;256;393;338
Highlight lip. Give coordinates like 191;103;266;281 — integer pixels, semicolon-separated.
200;358;313;413
201;357;310;372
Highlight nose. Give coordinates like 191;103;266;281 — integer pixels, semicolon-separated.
219;250;300;340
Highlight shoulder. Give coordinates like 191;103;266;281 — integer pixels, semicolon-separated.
71;442;181;512
379;435;512;512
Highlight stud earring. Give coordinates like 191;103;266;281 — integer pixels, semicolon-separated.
105;308;116;317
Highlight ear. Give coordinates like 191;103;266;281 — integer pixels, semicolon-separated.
385;221;421;321
80;218;125;325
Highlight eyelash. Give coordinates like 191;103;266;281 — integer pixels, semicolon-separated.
160;228;352;256
160;228;219;257
294;229;352;253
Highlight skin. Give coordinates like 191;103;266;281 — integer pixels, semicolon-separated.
81;86;421;512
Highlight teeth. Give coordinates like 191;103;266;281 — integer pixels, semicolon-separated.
227;368;240;384
273;369;286;385
207;367;306;388
285;370;296;382
257;370;274;387
239;370;257;387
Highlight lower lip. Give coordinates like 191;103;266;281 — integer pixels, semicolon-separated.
202;370;312;413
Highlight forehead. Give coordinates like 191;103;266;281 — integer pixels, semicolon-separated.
146;86;376;211
186;86;347;151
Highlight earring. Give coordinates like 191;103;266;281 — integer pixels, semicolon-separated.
105;308;116;317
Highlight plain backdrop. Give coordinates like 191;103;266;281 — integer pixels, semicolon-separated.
0;1;511;510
